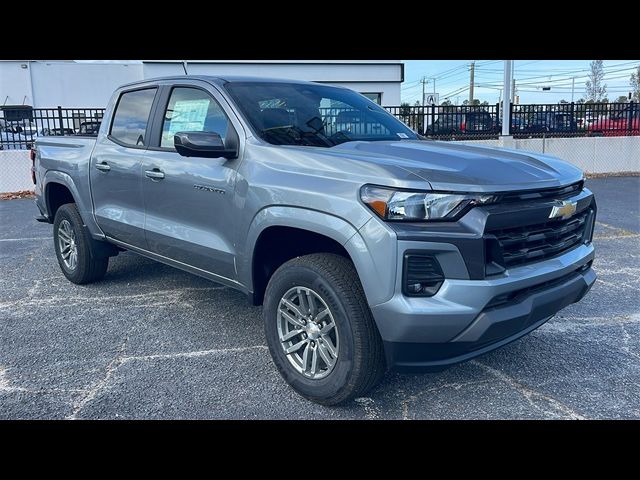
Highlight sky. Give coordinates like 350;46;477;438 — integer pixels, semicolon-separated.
76;59;639;105
402;60;640;105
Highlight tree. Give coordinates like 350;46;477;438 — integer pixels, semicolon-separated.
440;99;453;106
399;102;412;117
615;95;629;103
585;60;607;101
559;99;569;104
631;66;640;101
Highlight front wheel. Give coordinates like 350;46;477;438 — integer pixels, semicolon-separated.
263;253;386;405
53;203;109;284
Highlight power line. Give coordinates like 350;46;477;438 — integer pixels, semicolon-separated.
475;62;639;82
477;66;639;88
431;63;469;79
442;85;469;99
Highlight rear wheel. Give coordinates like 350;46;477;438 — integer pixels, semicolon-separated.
53;203;109;284
263;253;386;405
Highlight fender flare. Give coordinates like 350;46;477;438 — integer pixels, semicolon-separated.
241;206;361;286
42;170;104;238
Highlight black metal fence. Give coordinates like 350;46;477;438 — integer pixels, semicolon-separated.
386;104;502;140
510;102;639;138
1;102;638;149
0;107;105;150
384;101;639;139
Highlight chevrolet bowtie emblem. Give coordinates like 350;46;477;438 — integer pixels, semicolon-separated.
549;200;577;220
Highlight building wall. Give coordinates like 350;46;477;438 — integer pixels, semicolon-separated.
1;60;402;108
327;82;401;105
142;61;402;106
29;62;143;108
0;61;142;108
0;61;33;106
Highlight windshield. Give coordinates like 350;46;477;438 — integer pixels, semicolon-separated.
224;82;419;147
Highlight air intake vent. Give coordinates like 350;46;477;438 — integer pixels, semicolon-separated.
403;253;444;297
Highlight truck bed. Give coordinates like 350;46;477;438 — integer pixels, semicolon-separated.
36;136;96;173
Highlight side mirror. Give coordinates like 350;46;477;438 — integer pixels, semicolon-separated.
174;131;238;159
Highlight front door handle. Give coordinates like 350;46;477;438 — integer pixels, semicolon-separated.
95;162;111;172
145;169;165;180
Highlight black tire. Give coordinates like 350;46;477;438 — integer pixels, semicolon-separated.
53;203;109;284
263;253;386;405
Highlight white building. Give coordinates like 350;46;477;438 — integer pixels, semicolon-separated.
1;61;143;108
0;60;403;108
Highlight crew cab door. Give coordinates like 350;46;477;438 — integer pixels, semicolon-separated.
90;87;158;247
141;84;242;280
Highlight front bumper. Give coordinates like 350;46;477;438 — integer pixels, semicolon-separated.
372;243;595;371
369;187;597;371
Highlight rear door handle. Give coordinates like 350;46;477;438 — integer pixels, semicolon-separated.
145;169;165;180
95;162;111;172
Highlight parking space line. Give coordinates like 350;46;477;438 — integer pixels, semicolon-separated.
122;345;269;363
0;237;51;242
470;361;587;420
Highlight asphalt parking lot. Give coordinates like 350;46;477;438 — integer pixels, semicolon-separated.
1;176;638;419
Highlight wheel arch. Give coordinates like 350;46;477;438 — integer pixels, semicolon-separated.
43;170;102;237
243;207;362;306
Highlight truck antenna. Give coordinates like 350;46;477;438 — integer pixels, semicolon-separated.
182;61;188;75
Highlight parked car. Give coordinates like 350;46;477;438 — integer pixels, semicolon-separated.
426;111;497;135
327;109;387;137
524;112;577;133
426;113;465;135
510;116;526;131
460;111;497;133
76;121;101;135
33;76;597;404
588;104;639;136
41;127;76;136
0;122;39;148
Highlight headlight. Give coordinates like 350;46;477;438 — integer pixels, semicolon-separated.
360;185;497;221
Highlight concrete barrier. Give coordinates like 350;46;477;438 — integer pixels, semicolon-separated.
462;135;640;174
0;150;33;193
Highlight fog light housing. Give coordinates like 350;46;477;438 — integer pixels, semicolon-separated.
402;252;444;297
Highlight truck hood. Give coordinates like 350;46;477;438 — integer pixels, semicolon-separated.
330;140;583;192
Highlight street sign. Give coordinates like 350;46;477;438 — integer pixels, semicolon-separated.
425;93;439;106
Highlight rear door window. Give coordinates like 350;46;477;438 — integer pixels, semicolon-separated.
110;88;157;147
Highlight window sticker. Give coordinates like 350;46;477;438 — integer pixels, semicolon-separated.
168;99;210;134
397;132;409;138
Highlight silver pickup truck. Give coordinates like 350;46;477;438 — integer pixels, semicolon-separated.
33;76;597;404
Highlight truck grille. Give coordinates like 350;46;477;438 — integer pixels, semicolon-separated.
490;209;592;268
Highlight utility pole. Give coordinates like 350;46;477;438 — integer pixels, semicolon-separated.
502;60;513;137
469;62;475;103
512;77;516;103
571;77;575;102
421;77;427;106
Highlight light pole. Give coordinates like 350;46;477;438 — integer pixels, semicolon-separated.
502;60;513;137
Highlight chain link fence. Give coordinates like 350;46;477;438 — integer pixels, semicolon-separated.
0;150;33;193
461;135;639;174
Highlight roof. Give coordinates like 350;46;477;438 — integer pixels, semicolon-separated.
119;75;325;90
141;60;401;65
